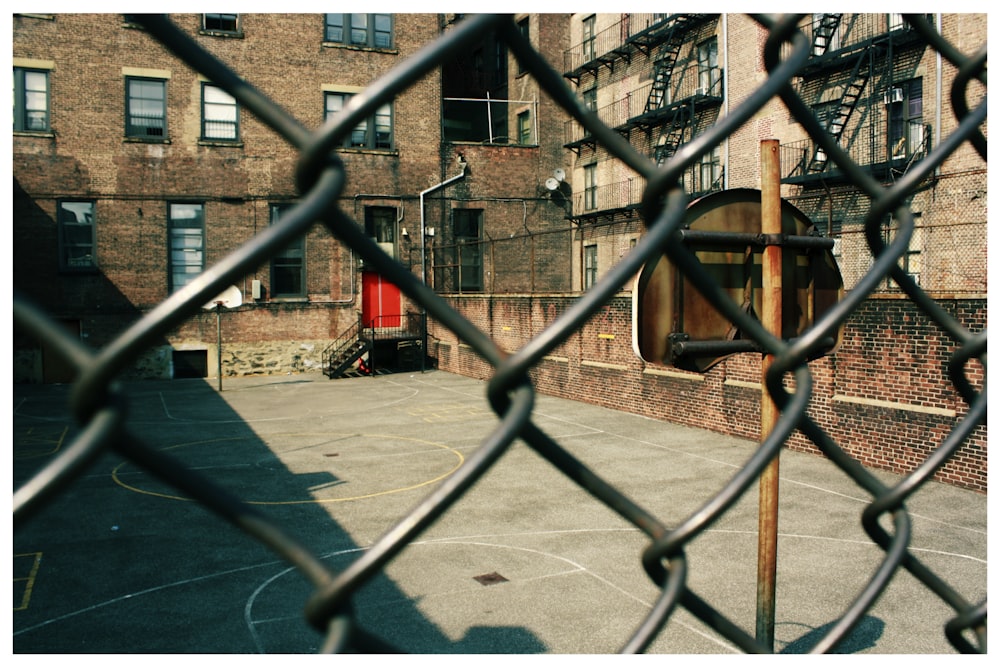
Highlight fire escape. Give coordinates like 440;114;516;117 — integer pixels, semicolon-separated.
781;13;932;186
563;14;721;222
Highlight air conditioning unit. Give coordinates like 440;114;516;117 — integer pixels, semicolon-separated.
694;87;708;97
883;88;904;105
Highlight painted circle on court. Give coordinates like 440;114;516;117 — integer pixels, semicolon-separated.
111;432;464;505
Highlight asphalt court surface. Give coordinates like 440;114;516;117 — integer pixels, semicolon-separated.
11;370;988;654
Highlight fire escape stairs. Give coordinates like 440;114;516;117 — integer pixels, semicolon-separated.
807;46;873;173
653;104;692;167
811;13;843;56
324;338;371;379
643;17;692;114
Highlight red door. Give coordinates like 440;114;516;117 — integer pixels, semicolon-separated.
361;271;401;328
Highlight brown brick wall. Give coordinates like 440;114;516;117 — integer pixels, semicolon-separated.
429;294;986;492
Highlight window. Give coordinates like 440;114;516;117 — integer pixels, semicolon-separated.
325;91;392;149
126;76;167;139
270;204;305;297
14;67;49;132
811;100;840;164
58;200;96;271
697;38;720;95
201;83;239;141
168;203;204;293
884;214;922;288
584;244;597;289
517;18;529;74
583;86;597;112
887;13;906;31
453;209;483;292
517;110;532;145
365;206;397;260
584;164;597;210
888;78;924;159
203;14;238;34
582;15;596;62
696;145;722;194
325;14;392;49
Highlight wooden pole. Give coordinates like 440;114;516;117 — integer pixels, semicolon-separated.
756;139;781;650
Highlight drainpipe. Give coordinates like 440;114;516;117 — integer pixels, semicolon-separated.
420;156;468;286
418;156;467;373
722;14;730;189
935;13;942;179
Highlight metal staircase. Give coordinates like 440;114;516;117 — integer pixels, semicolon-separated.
644;16;694;114
322;319;371;379
806;47;874;173
653;102;694;166
811;13;843;56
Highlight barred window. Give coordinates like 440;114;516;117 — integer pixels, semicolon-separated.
201;83;239;141
126;76;167;139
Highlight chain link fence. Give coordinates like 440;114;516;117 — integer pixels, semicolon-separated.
12;14;986;653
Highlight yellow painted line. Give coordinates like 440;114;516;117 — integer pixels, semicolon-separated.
15;425;69;459
405;402;492;423
598;333;615;340
14;552;43;611
111;433;464;506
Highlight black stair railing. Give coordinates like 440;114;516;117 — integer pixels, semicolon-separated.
322;315;369;378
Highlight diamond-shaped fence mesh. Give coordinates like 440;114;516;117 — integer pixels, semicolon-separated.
12;13;986;654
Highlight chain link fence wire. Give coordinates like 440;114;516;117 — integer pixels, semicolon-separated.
12;13;987;654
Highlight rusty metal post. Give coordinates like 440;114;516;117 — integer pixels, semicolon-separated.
215;303;224;392
756;139;781;650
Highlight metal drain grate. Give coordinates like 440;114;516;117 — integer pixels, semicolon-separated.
473;572;509;586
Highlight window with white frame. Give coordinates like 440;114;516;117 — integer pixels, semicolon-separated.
697;38;720;95
324;91;392;149
201;83;239;141
168;203;204;293
325;14;392;49
14;67;49;132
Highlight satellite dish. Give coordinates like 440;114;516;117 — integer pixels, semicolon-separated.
202;285;243;310
553;168;566;182
545;177;560;191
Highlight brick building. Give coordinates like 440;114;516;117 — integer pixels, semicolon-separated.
429;13;987;491
12;12;572;382
12;13;987;490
